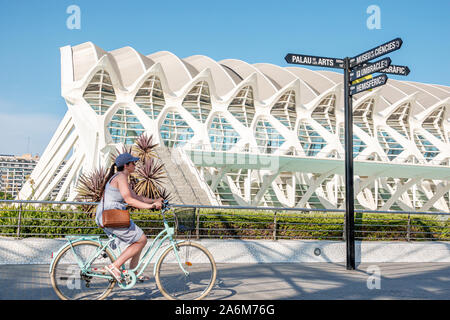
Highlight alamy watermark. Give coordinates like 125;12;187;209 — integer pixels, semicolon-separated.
66;265;81;290
185;149;281;172
366;265;381;290
66;5;81;30
366;5;381;30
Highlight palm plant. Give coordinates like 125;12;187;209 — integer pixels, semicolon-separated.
131;133;171;202
133;157;167;199
133;133;158;162
157;186;174;202
110;145;133;166
75;133;172;215
75;166;108;216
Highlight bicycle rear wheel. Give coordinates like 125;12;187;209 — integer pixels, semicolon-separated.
50;240;116;300
155;242;217;300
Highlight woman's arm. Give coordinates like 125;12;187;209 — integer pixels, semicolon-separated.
130;189;159;204
116;174;160;209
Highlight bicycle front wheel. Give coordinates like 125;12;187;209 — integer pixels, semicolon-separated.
50;240;116;300
155;242;217;300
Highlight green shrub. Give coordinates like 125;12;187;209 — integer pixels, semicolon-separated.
0;205;448;241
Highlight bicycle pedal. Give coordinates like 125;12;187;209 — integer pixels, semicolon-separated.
123;273;132;285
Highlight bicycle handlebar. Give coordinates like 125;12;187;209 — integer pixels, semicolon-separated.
161;199;170;212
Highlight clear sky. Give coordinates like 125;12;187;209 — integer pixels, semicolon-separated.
0;0;449;156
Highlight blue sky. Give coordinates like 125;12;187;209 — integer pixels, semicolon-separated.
0;0;449;156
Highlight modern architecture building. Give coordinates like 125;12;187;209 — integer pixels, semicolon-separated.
18;42;450;211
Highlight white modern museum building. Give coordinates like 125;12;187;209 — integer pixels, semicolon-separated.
18;42;450;212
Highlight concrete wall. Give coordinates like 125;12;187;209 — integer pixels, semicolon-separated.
1;237;449;265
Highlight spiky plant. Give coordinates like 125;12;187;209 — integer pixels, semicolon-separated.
109;145;133;166
134;157;167;199
100;133;172;208
75;166;108;216
133;133;158;162
157;185;174;202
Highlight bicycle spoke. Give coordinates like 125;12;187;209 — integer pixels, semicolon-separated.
156;242;216;300
51;241;115;300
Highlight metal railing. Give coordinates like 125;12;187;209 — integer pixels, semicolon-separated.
0;199;449;241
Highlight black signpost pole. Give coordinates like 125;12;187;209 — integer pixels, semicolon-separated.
343;57;356;270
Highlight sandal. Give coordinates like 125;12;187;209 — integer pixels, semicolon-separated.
137;275;151;283
121;269;150;283
105;264;122;282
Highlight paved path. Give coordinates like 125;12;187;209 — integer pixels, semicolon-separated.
1;263;449;300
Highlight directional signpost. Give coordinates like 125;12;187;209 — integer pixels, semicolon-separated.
285;38;409;270
349;37;403;68
380;64;410;76
350;57;391;82
285;54;345;69
350;74;388;95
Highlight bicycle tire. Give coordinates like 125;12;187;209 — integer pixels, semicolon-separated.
50;240;116;300
155;242;217;300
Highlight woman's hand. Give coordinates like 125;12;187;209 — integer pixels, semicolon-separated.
148;199;163;210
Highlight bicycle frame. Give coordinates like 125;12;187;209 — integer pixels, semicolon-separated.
49;202;189;287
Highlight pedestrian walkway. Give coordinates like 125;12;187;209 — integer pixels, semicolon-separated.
1;263;449;300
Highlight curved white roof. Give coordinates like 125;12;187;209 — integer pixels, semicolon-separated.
67;42;450;110
146;51;193;92
109;47;154;87
72;42;106;81
184;55;236;96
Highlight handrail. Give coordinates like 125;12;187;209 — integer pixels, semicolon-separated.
1;199;448;241
0;199;449;216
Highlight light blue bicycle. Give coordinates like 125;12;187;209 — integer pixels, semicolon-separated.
49;200;217;300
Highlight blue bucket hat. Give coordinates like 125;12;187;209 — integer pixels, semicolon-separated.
115;153;139;167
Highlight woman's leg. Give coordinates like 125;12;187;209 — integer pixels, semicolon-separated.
110;234;147;272
128;235;147;269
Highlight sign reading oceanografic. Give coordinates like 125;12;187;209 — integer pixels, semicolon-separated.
350;38;402;68
380;64;410;76
350;57;391;82
285;53;345;69
349;74;388;95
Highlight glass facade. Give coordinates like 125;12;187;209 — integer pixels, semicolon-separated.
298;121;326;156
271;90;296;130
182;81;212;123
377;129;404;160
134;76;165;119
386;103;411;138
354;99;375;137
83;70;116;115
422;106;446;142
414;132;440;161
108;106;145;145
209;114;240;151
160;112;194;147
339;124;367;157
255;119;285;154
312;94;336;134
228;86;255;127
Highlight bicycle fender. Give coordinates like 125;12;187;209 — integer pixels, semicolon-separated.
152;239;186;276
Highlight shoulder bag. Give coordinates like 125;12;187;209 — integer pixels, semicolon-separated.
101;178;130;228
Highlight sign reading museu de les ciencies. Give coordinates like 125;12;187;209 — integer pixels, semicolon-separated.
284;37;410;271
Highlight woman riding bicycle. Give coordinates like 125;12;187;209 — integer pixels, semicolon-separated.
95;152;163;282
